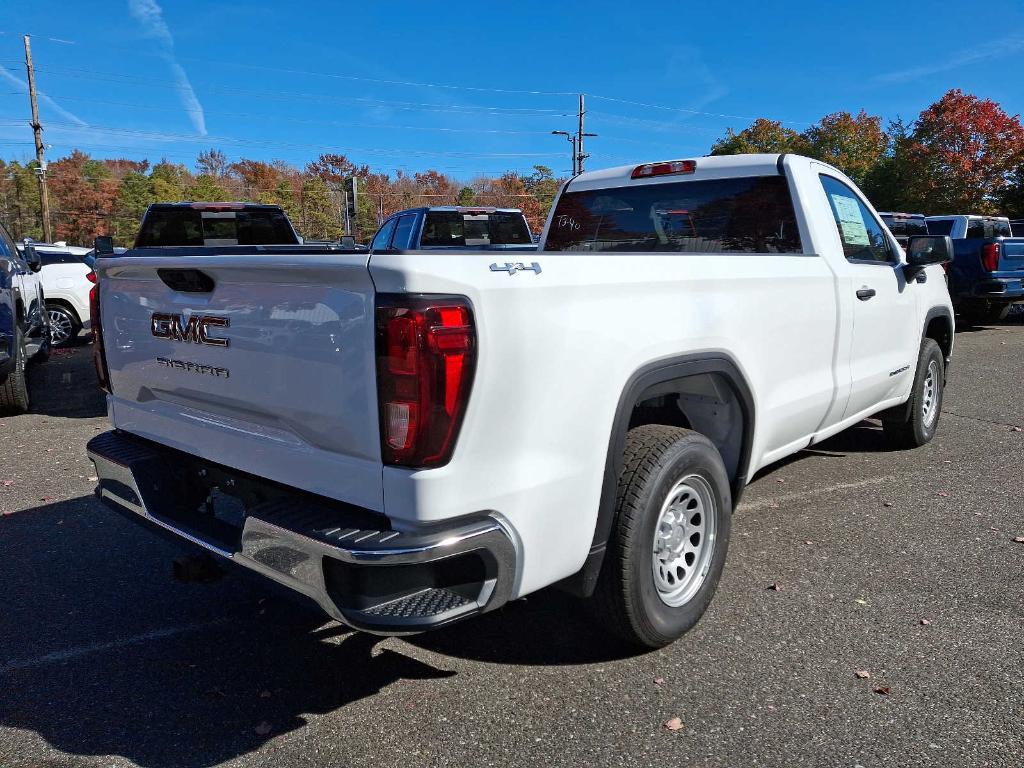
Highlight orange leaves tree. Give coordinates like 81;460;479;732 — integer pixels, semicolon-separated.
900;89;1024;214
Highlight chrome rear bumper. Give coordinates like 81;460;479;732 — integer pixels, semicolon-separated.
87;430;516;633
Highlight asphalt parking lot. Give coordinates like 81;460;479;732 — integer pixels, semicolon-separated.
1;320;1022;768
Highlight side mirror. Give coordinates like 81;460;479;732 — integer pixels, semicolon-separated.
24;244;41;272
904;235;953;278
340;235;356;249
94;236;115;256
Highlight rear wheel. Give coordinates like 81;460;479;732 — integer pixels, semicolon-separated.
47;303;81;347
593;425;732;649
0;327;30;414
882;338;943;449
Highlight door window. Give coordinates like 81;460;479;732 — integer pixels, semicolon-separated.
390;215;417;250
819;176;893;263
369;218;398;251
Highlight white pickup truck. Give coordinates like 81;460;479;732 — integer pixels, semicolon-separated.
87;155;955;648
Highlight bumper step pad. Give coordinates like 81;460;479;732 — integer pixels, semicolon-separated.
87;430;516;634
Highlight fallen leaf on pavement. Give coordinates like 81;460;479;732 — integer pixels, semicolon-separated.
767;582;783;592
1011;426;1022;432
87;476;98;482
2;480;13;488
259;690;272;698
40;496;54;502
855;598;868;605
920;618;932;625
653;677;665;686
873;686;891;696
803;539;813;545
775;478;785;484
854;670;871;679
254;721;272;736
1013;536;1024;544
883;502;893;507
936;492;949;497
663;716;684;731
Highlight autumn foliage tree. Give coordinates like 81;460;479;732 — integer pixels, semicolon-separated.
803;110;887;185
899;89;1024;214
710;119;809;156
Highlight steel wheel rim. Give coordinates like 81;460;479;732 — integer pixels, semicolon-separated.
921;360;940;428
48;309;73;345
651;474;717;607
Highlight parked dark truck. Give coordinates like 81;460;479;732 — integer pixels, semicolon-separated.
135;202;301;247
926;215;1024;324
369;206;536;251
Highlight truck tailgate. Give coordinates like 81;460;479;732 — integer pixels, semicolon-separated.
999;239;1024;270
97;253;384;511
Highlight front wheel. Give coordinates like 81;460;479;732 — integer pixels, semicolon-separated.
593;425;732;649
882;338;944;449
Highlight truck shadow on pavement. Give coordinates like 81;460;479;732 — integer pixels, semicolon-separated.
0;496;626;768
29;339;106;419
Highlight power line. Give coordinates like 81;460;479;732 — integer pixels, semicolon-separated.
0;32;578;97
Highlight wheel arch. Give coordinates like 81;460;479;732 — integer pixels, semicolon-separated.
559;353;755;597
923;306;953;369
45;297;82;324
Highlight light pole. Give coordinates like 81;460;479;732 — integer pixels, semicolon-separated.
551;130;578;175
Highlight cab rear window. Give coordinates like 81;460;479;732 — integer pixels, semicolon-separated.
135;207;298;247
543;176;802;253
420;211;532;247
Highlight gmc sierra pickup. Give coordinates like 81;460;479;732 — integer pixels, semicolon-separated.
926;214;1024;324
369;206;536;251
87;154;955;648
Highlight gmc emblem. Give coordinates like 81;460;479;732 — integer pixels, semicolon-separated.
151;313;230;347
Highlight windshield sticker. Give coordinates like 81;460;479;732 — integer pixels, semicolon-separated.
557;215;581;230
831;194;870;246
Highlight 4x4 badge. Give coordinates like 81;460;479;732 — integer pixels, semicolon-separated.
489;262;542;276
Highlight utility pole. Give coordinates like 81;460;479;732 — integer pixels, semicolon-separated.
552;95;597;176
23;35;53;242
575;93;597;175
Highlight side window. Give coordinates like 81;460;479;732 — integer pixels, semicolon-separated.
369;218;398;251
0;227;14;259
390;215;417;250
39;251;69;267
819;175;893;263
965;219;985;239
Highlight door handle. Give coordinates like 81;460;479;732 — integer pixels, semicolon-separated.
856;287;876;301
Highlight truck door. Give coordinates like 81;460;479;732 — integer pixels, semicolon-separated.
816;173;920;420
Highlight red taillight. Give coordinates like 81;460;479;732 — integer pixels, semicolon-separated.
86;270;97;284
376;296;476;467
88;283;110;393
631;160;696;179
981;243;1000;272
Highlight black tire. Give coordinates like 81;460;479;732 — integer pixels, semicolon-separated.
46;302;81;348
0;326;30;414
882;338;944;449
593;424;732;649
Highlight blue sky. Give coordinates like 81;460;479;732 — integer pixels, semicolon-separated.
1;0;1023;181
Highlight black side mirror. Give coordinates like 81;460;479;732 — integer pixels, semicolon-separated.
904;235;953;278
94;236;115;256
340;235;356;249
24;244;41;272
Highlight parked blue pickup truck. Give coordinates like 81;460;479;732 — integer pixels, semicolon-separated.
926;215;1024;324
369;206;536;251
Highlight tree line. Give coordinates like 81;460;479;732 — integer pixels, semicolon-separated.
1;88;1022;247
